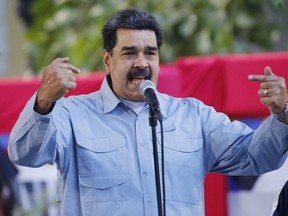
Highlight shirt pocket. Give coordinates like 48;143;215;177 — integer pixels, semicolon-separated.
75;135;129;177
75;135;131;203
158;131;203;205
79;172;130;202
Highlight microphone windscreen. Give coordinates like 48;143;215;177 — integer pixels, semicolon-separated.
139;80;156;96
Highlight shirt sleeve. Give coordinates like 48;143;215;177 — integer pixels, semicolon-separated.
8;92;71;169
201;104;288;175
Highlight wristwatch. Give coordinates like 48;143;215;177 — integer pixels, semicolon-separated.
272;102;288;119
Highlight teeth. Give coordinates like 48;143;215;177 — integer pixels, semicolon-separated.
131;79;143;84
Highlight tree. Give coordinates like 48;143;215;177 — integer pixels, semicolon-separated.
21;0;287;74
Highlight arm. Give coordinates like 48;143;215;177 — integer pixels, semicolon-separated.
206;67;288;174
8;93;55;167
8;57;80;167
203;109;288;175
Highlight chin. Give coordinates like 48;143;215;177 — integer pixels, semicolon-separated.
129;94;145;102
131;97;145;102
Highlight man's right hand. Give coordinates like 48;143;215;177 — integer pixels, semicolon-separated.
35;57;80;114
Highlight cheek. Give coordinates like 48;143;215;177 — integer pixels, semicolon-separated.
151;66;159;82
111;73;129;93
111;63;130;79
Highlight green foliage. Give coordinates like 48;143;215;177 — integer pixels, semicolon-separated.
25;0;287;74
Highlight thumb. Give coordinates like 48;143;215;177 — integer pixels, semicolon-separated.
264;66;274;76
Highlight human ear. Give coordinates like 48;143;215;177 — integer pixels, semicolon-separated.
103;49;111;73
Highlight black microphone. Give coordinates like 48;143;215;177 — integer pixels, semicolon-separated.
140;80;163;121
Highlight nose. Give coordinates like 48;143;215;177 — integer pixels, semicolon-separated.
134;53;148;69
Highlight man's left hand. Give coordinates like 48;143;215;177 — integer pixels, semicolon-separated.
248;66;288;123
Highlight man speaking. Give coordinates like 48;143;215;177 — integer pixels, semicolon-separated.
8;8;288;216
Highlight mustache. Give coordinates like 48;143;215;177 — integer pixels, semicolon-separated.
127;68;152;81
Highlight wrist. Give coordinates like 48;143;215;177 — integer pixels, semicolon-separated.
34;93;54;115
278;117;288;124
272;102;288;122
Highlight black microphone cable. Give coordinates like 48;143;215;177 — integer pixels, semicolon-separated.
159;119;166;216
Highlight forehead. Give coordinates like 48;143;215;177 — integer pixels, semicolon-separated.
115;29;157;49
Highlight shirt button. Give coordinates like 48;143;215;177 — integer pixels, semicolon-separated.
144;170;149;175
141;142;146;146
147;197;152;203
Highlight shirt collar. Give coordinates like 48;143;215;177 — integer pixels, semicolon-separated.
156;92;168;119
100;76;168;118
100;76;122;114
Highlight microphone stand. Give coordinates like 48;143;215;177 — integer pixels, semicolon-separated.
149;108;163;216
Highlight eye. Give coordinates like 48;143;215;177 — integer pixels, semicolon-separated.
145;51;156;56
123;51;136;56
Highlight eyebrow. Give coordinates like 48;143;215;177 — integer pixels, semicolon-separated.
121;46;158;52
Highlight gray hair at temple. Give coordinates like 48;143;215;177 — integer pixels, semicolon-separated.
102;8;164;55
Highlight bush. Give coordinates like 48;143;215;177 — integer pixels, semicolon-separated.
22;0;287;73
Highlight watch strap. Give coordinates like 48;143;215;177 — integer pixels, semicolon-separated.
272;102;288;119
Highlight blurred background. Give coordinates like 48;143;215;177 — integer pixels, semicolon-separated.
0;0;288;216
0;0;287;76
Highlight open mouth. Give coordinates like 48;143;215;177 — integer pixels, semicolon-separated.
130;77;147;84
128;76;148;81
133;76;147;80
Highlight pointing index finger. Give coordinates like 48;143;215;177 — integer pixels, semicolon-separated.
248;66;277;82
248;74;278;82
248;74;267;82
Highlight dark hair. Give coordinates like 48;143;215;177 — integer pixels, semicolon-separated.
102;8;163;55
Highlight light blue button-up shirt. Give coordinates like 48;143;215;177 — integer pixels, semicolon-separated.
8;77;288;216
